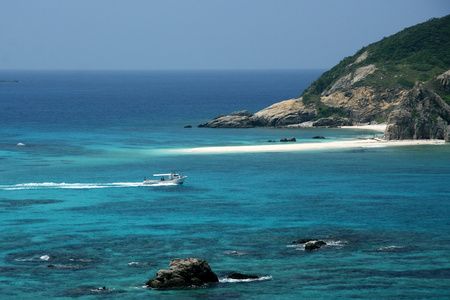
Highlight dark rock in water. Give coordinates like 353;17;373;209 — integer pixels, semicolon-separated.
292;239;314;244
184;125;192;128
312;136;325;139
305;240;327;251
227;272;259;280
267;140;276;142
280;137;296;142
146;258;219;289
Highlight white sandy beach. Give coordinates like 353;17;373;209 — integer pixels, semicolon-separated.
175;139;446;154
341;124;387;132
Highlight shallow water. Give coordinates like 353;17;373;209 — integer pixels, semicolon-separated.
0;70;449;299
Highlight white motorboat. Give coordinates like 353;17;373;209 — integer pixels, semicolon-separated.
143;171;187;185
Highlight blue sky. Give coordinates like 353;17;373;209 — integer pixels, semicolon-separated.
1;0;449;70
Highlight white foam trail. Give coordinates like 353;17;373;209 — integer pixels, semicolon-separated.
0;181;168;190
376;245;405;251
219;276;272;283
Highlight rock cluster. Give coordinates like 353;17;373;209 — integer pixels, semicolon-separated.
280;137;296;142
146;258;219;289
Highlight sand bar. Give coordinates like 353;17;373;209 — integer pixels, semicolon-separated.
341;124;387;132
175;139;446;154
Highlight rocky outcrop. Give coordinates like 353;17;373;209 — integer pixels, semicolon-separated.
198;100;317;128
198;110;254;128
445;125;450;142
321;86;407;123
312;116;352;127
437;70;450;93
325;64;377;95
198;86;407;128
384;85;450;140
251;99;316;126
305;241;327;251
146;258;219;289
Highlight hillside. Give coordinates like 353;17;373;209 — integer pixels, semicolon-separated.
199;15;450;141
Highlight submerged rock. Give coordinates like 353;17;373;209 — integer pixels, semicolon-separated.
146;258;219;289
305;240;327;251
280;137;296;142
227;272;259;280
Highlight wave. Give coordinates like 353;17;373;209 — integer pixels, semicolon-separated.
0;181;176;190
219;276;272;283
375;245;406;252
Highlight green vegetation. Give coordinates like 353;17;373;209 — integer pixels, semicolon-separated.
302;15;450;97
302;93;321;105
315;105;348;120
302;94;349;120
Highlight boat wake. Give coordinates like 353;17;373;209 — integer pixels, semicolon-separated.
219;276;272;283
0;181;177;190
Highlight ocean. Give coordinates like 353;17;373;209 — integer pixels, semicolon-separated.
0;70;449;299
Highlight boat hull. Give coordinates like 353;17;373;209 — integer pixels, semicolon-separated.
143;176;186;185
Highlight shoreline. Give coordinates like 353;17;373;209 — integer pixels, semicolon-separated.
174;139;446;154
340;124;387;132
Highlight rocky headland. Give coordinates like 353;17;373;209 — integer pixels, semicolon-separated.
199;15;450;142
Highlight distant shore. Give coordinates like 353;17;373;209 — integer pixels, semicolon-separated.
175;138;445;154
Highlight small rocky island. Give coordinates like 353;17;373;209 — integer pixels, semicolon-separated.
146;258;219;289
199;15;450;142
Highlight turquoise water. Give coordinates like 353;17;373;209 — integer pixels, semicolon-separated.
1;71;449;299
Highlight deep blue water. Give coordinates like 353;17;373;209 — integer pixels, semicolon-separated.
0;70;449;299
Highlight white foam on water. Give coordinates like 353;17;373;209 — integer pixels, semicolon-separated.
376;245;405;251
40;255;51;261
219;275;272;283
0;181;176;190
325;240;346;247
223;250;246;256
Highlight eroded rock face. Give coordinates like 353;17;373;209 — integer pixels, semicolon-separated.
198;110;254;128
198;100;317;128
146;258;219;289
312;116;352;127
321;87;406;123
324;64;377;95
437;70;450;93
384;85;450;140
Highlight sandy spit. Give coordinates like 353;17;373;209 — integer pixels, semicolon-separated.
174;139;446;154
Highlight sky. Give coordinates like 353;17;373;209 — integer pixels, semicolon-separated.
1;0;449;71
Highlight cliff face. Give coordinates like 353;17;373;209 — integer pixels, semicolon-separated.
199;15;450;139
384;85;450;141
